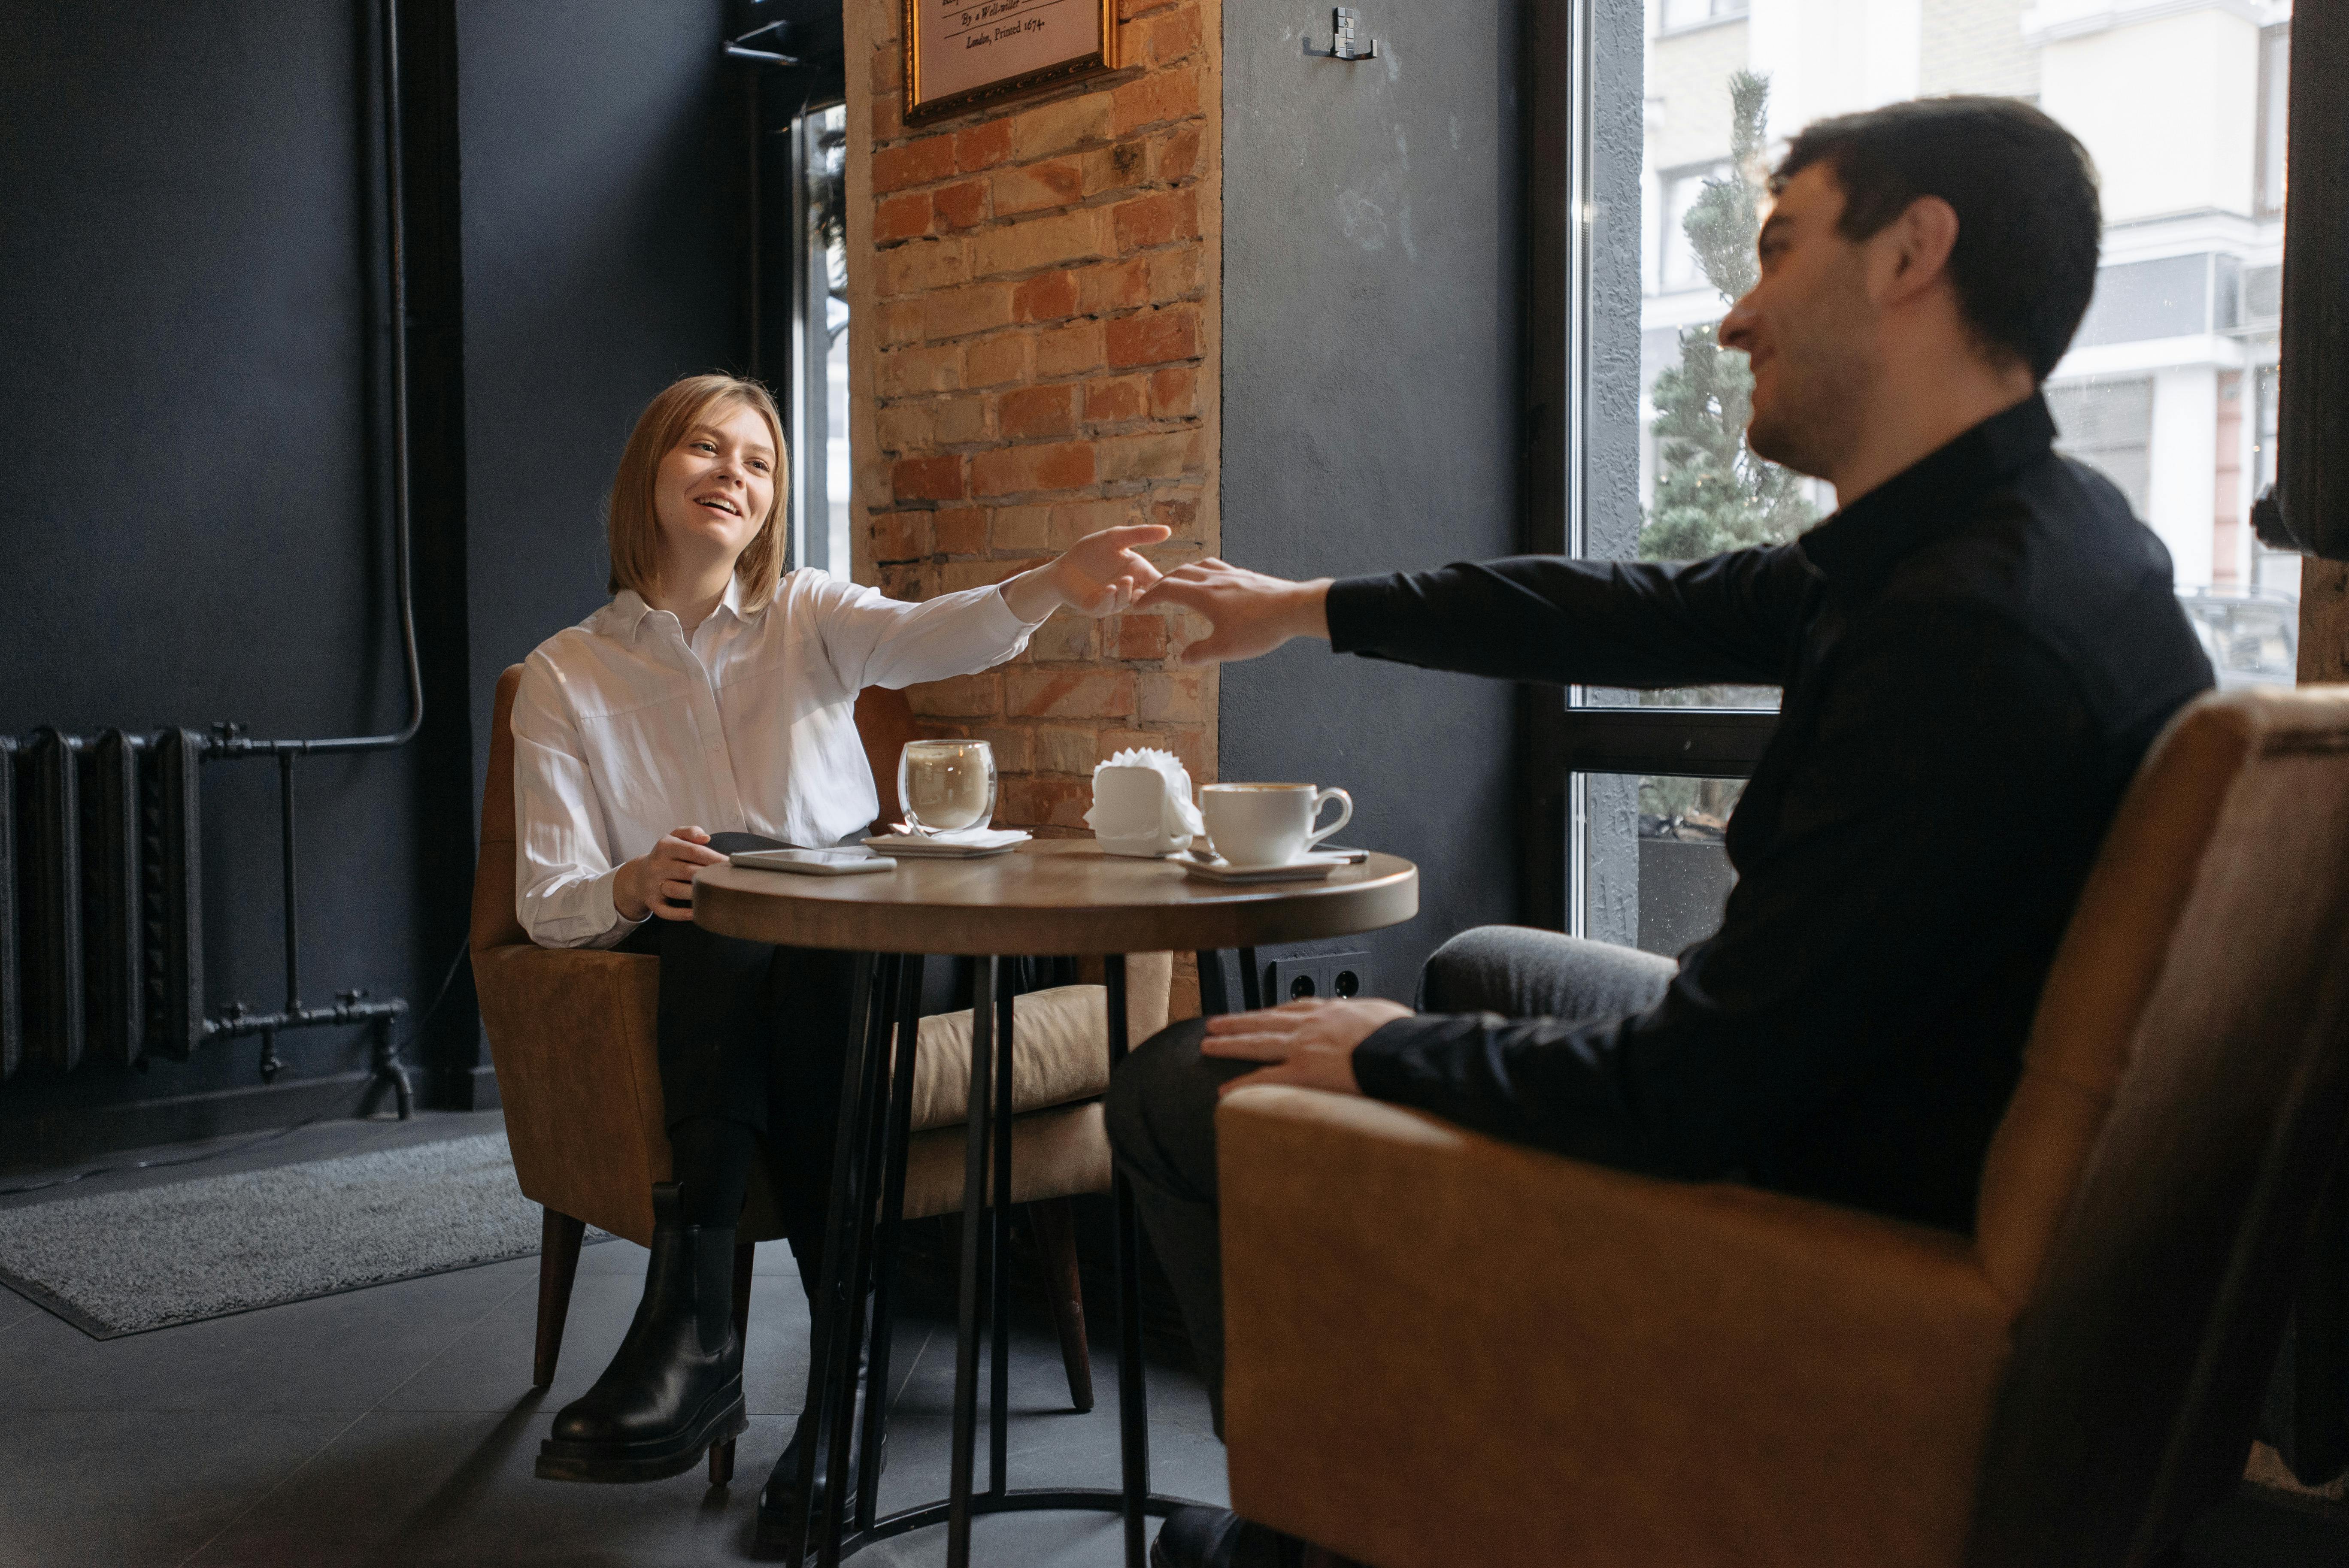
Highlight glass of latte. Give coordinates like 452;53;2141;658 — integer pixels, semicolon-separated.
897;739;997;835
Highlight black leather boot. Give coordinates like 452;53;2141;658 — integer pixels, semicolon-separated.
756;1239;885;1547
536;1183;746;1483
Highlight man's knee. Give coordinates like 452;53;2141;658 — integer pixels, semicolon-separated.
1104;1017;1222;1192
1418;925;1530;1013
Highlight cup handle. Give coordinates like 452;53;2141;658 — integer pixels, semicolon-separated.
1306;787;1353;849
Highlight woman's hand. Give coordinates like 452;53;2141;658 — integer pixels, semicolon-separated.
615;826;728;922
1133;559;1332;664
1000;524;1170;623
1199;997;1415;1097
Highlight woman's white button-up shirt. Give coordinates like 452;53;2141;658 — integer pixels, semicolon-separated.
510;568;1041;949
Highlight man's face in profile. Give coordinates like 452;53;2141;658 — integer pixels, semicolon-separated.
1719;162;1879;481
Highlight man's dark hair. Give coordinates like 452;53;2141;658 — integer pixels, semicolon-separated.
1773;96;2102;381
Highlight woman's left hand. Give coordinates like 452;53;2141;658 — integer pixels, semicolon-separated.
1000;524;1170;622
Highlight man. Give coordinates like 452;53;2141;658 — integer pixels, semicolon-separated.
1109;97;2215;1568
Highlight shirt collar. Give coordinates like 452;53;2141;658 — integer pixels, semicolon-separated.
1798;393;2056;599
604;573;778;643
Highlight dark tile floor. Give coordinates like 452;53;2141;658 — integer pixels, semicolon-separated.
2;1111;2346;1567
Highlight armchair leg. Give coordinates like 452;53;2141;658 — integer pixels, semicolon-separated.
710;1240;756;1486
1030;1197;1094;1413
534;1208;587;1389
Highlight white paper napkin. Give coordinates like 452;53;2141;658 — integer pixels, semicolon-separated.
1085;748;1206;842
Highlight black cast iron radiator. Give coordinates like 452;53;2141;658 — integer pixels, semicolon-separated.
2;0;423;1113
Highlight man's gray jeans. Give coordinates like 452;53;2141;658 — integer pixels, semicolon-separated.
1102;926;1676;1435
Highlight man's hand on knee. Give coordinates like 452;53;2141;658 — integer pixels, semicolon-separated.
1199;999;1413;1097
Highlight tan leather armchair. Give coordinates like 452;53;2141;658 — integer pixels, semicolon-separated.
471;664;1170;1479
1217;687;2349;1568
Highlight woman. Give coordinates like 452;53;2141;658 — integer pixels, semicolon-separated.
513;373;1164;1516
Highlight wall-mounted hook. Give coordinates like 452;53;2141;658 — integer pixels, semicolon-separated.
1306;6;1379;61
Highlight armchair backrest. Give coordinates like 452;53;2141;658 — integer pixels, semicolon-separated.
468;664;924;956
1968;687;2349;1565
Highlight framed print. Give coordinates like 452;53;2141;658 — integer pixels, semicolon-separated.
903;0;1121;124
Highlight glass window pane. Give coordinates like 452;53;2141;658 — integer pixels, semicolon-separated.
1577;774;1746;957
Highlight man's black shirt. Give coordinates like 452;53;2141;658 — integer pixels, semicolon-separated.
1325;395;2214;1232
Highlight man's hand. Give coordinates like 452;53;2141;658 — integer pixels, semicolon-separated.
1000;524;1170;622
1133;559;1333;665
1200;997;1414;1097
615;826;727;922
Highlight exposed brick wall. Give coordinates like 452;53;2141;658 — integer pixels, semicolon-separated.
843;0;1221;835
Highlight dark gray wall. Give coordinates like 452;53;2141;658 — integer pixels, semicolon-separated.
1220;5;1527;991
457;0;741;765
0;0;440;1130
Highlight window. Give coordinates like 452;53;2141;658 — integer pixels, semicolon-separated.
789;105;852;574
1661;0;1749;32
1654;163;1730;294
2257;23;2290;218
2046;378;2154;518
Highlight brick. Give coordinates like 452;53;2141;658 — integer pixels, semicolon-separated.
1014;94;1112;160
934;394;991;445
956;119;1015;172
1035;321;1105;378
873;134;958;193
877;563;926;601
1113;614;1172;660
893;454;963;503
1149;366;1198;418
1051;499;1134;547
973;208;1108;277
1082;140;1150;198
938;559;1026;594
872;95;903;143
1096;729;1159;763
1008;669;1136;719
876;343;959;397
935;507;988;553
1112;188;1199;253
1153;725;1209;779
972;725;1035;773
870;510;933;560
878;299;927;348
1138;671;1205;723
1000;776;1092;830
1063;262;1140;318
1013;270;1079;323
962;331;1033;389
1095;429;1202;483
934;178;989;230
993;157;1084;216
1084;375;1148;425
870;48;899;96
1112;65;1201;136
1150;496;1201;541
1029;614;1097;661
922;281;1015;340
1153;123;1202;182
878;239;969;297
991;504;1054;550
999;384;1076;439
971;439;1097;496
875;400;934;452
1148;245;1204;303
875;190;935;243
1146;5;1203;65
909;673;1002;719
1034;726;1099;774
1106;304;1200;368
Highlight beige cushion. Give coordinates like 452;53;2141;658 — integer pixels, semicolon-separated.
909;986;1114;1132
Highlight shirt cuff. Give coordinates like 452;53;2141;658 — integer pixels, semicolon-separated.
1324;574;1408;656
1348;1014;1442;1102
584;866;647;950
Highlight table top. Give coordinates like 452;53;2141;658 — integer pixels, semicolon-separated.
692;839;1419;956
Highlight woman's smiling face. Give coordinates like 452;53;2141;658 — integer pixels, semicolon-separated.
652;399;778;569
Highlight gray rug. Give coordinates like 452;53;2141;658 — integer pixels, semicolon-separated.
0;1131;605;1338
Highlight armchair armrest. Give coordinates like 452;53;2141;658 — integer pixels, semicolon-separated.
1216;1087;2016;1568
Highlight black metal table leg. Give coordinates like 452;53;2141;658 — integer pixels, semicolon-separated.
1237;947;1261;1012
1106;954;1150;1568
946;954;997;1568
988;966;1015;1497
856;955;926;1534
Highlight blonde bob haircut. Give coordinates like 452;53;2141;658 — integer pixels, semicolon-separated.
606;373;789;598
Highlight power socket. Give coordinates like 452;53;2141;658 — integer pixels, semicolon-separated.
1261;950;1376;1005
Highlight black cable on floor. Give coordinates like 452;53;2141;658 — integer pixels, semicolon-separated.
0;942;475;1200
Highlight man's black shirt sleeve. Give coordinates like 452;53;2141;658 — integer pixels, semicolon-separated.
1324;547;1818;690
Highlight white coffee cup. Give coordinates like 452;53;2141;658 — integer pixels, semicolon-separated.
1199;783;1352;866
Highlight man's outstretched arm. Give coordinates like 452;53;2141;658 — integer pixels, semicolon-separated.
1139;549;1816;689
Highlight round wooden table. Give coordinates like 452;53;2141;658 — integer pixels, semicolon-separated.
692;840;1418;1568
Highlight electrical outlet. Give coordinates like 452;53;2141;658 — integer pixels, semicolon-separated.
1260;950;1375;1007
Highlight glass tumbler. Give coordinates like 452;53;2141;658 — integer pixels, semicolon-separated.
897;739;997;835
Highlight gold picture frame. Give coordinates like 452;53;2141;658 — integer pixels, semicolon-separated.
902;0;1121;125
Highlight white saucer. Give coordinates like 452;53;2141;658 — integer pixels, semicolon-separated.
860;828;1030;859
1181;851;1352;885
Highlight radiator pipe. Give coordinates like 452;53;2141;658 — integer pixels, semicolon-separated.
279;751;300;1011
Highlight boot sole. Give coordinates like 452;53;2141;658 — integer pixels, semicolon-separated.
534;1377;747;1484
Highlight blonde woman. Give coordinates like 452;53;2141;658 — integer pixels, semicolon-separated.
515;374;1163;1518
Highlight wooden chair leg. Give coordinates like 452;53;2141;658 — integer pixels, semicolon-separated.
709;1240;756;1485
1029;1197;1094;1413
534;1208;587;1389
